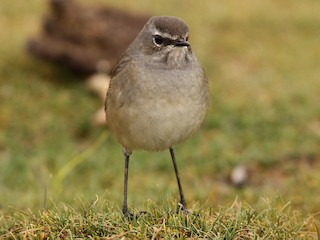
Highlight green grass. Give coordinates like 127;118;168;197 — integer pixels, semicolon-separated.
1;197;317;239
1;0;320;238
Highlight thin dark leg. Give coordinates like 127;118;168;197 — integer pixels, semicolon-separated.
122;150;132;217
169;147;187;210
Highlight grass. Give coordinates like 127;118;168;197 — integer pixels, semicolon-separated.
1;197;317;239
0;0;320;238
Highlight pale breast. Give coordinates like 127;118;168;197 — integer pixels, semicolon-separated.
106;56;209;152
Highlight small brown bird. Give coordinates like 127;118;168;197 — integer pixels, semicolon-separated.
105;16;209;217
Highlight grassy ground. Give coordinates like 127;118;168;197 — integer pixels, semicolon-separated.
1;0;320;238
1;198;316;239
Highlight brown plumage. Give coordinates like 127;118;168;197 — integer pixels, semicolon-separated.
27;0;150;75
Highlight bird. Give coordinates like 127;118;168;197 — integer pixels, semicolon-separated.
105;16;209;217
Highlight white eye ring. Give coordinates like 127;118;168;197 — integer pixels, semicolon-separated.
153;35;164;47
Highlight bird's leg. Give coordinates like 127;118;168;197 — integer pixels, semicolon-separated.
122;149;133;218
169;147;188;212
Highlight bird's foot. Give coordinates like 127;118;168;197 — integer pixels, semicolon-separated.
123;207;148;219
123;205;134;219
177;202;190;214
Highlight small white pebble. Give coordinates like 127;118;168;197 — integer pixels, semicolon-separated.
230;165;248;187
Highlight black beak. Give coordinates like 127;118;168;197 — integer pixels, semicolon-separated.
174;40;190;47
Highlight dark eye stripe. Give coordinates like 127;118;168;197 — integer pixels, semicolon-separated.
153;35;177;47
163;38;175;46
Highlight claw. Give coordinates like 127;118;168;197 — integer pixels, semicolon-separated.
123;208;148;219
123;210;135;219
177;202;190;214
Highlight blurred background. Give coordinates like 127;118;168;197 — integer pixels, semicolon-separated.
0;0;319;216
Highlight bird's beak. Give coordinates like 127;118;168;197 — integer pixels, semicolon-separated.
174;39;190;47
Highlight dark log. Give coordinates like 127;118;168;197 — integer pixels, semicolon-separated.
27;0;150;75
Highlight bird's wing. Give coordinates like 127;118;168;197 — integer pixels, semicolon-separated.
105;53;132;113
110;53;132;78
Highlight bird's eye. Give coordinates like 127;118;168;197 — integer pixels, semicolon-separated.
186;36;189;41
153;35;164;46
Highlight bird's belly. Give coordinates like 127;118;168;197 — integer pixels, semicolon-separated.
123;97;206;151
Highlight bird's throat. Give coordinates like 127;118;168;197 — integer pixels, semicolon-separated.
166;47;189;67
